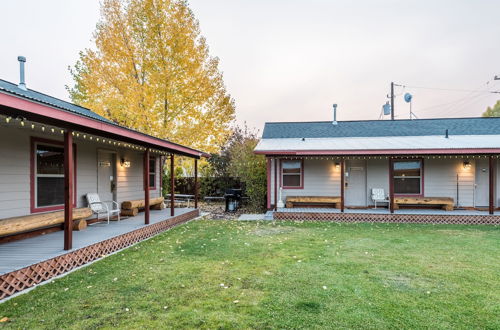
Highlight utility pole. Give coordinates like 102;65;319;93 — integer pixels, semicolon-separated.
390;82;395;120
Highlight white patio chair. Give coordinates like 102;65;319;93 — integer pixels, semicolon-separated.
86;193;120;224
371;188;389;209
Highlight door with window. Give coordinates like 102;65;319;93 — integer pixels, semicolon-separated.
345;160;367;206
475;159;489;207
97;151;116;203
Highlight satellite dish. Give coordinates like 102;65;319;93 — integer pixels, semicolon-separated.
404;93;413;103
382;102;391;115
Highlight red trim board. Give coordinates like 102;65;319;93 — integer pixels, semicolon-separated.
266;158;271;209
255;148;500;156
0;92;207;158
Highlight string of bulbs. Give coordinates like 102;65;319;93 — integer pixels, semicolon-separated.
1;114;170;156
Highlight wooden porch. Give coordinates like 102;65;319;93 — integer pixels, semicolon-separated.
0;208;199;300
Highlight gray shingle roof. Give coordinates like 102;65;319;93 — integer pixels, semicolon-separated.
262;118;500;139
0;79;112;123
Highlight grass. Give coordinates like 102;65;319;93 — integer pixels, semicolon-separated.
0;220;498;329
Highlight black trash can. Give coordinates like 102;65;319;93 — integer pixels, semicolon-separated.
224;188;242;212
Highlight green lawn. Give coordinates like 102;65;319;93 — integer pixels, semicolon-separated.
0;220;499;329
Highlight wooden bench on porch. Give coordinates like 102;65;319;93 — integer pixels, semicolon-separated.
0;207;93;238
120;197;165;216
286;196;342;209
393;197;454;211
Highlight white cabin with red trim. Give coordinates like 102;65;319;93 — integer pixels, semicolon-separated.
0;78;206;248
255;119;500;213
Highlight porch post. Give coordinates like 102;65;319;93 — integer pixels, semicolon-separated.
266;157;271;209
489;155;495;215
170;154;175;216
63;130;74;250
389;157;394;213
144;148;150;225
274;158;278;211
340;158;345;212
194;158;198;209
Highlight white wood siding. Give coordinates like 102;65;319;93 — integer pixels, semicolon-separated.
76;143;97;208
0;127;31;218
0;125;161;219
267;157;481;208
115;150;161;204
424;158;475;207
366;159;389;206
269;159;341;205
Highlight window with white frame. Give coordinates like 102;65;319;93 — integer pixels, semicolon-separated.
35;143;65;208
281;160;303;188
393;160;422;195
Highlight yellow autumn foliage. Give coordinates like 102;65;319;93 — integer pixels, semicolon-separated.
68;0;235;153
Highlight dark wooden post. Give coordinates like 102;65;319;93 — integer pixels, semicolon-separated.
274;158;278;210
194;158;198;209
489;155;495;215
63;130;74;250
389;157;394;213
144;148;150;225
340;159;345;212
170;154;175;216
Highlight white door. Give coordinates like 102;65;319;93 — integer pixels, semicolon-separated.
345;160;367;206
98;151;116;202
475;159;489;207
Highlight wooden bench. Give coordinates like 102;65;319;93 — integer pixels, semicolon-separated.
0;208;93;237
121;197;165;216
394;197;454;211
286;196;341;209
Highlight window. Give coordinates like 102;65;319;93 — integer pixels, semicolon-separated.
149;157;156;189
31;138;76;212
393;160;422;195
36;144;65;207
281;160;303;188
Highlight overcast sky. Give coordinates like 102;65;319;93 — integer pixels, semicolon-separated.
1;0;499;131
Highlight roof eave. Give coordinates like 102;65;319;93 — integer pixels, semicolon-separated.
254;148;500;156
0;91;208;158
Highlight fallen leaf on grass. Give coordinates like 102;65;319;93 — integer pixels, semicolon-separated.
0;317;10;323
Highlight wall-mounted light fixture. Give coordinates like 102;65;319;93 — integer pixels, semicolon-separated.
334;162;340;170
121;158;131;168
463;161;471;170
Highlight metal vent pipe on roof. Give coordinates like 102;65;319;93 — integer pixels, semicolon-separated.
332;104;338;125
17;56;27;91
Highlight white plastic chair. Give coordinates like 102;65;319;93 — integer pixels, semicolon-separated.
371;188;389;209
86;193;120;224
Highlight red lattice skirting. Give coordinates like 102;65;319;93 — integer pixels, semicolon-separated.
274;211;500;225
0;209;199;300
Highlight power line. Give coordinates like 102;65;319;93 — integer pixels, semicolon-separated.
399;84;500;94
405;78;500;117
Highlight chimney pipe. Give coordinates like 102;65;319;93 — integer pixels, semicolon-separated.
332;104;338;125
17;56;27;91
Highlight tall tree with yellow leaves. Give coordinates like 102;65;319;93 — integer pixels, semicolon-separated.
68;0;235;152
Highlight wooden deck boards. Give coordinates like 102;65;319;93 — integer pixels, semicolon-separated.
0;208;195;275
